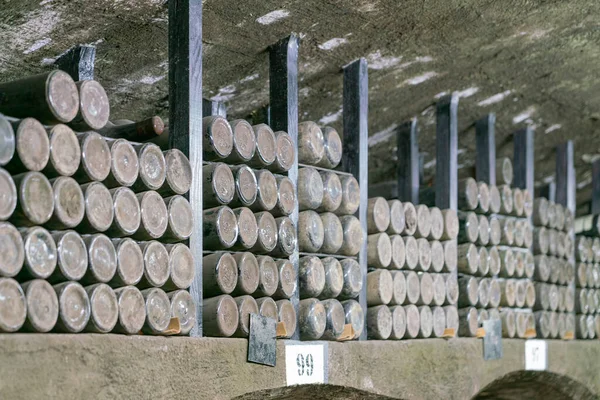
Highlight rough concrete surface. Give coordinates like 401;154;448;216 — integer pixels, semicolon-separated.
0;335;598;399
1;0;600;210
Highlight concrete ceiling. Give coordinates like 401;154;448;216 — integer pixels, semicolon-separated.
1;0;600;211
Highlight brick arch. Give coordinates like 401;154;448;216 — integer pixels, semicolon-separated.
473;370;596;400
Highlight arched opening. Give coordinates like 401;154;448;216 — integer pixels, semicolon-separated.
232;384;402;400
473;371;596;400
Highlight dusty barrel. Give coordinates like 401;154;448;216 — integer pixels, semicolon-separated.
317;126;342;169
272;131;295;173
368;233;392;269
477;215;490;246
102;139;139;188
10;172;54;226
0;116;15;167
273;175;296;217
444;274;459;305
21;279;58;332
511;188;524;217
276;299;297;338
524;251;535;279
168;289;196;335
547;228;558;256
162;195;193;243
341;299;364;339
498;247;515;277
497;217;514;246
417;305;433;338
431;273;446;306
112;286;146;334
457;211;478;244
386;200;406;235
0;169;16;221
367;197;390;234
249;124;276;167
496;157;513;186
404;236;419;270
403;304;420;339
498;185;513;215
107;187;141;237
457;243;479;275
388;305;407;340
74;132;111;183
231;252;259;296
137;241;170;288
430;306;446;338
222;119;255;164
231;207;258;250
131;143;166;191
414;205;432;239
533;197;549;227
100;116;164;143
299;298;326;340
0;222;25;277
0;70;79;124
430;240;444;273
255;256;279;297
428;207;444;241
298;167;323;211
53;281;90;333
321;299;346;340
389;270;407;305
513;250;525;278
339;259;363;300
203;206;238;250
501;308;516;338
488;246;501;276
439;209;459;241
68;80;110;130
141;288;171;335
416;238;432;272
229;165;258;208
49;230;87;282
475;182;490;214
84;283;118;333
367;305;393;340
203;252;238;297
46;177;85;229
488;185;501;214
416;272;434;306
253;297;277;322
298;121;325;165
319;257;344;299
203;162;235;208
250;169;278;212
488;216;501;246
77;182;114;233
274;259;297;299
202;116;233;161
109;238;144;287
514;279;527;308
458;275;479;307
158;149;192;196
389;235;406;270
402;202;418;236
18;226;57;280
80;233;117;284
442;240;457;273
458;178;478;211
338;215;363;256
458;307;478;337
251;211;278;254
320;213;343;254
367;269;393;306
272;216;297;257
133;191;169;240
444;305;459;333
536;311;551;339
41;124;80;178
299;256;325;298
401;270;420;305
498;278;516;307
336;175;360;215
203;294;239;337
477;278;490;308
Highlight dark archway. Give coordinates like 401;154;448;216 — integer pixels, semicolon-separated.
232;384;402;400
473;371;597;400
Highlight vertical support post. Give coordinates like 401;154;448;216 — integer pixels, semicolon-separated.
269;34;299;340
342;58;368;340
512;127;534;194
202;99;226;118
168;0;203;337
591;160;600;215
475;114;496;185
435;94;459;210
539;182;556;202
555;141;575;212
396;118;419;204
55;45;96;81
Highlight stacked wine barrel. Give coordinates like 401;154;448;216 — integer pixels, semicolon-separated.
0;71;196;336
200;116;298;339
295;121;364;341
573;214;600;339
454;158;536;339
531;196;576;339
365;196;459;340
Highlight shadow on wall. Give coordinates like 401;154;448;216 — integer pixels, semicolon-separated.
473;370;597;400
232;384;401;400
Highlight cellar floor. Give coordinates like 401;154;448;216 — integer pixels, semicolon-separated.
0;334;598;399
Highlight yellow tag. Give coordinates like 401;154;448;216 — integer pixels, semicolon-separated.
524;328;537;339
276;322;288;338
476;328;486;338
442;328;456;338
564;331;574;340
163;317;181;335
337;324;356;341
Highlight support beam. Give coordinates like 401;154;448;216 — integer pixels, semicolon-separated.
396;118;419;204
513;127;534;195
202;99;226;118
556;141;575;213
538;182;556;202
55;45;96;81
269;34;299;340
475;114;496;185
592;159;600;215
342;58;368;340
168;0;203;337
435;94;459;210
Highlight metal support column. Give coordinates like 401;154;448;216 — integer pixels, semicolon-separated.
396;118;420;204
475;114;496;185
591;160;600;215
512;127;534;195
435;94;458;210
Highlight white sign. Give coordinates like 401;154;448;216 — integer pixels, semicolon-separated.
285;344;326;385
525;340;547;371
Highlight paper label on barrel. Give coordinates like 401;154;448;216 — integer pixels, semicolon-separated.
525;340;547;371
286;344;326;385
442;328;456;338
564;331;574;340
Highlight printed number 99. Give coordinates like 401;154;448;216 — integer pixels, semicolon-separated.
296;353;314;376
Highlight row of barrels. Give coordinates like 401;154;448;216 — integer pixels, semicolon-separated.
576;314;600;339
458;212;532;248
458;276;536;309
536;283;575;312
575;236;600;263
576;262;600;288
458;244;535;279
533;226;574;258
533;197;574;232
368;304;457;340
576;288;600;314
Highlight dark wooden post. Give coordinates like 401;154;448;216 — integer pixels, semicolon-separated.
269;34;300;340
556;141;575;212
591;159;600;215
475;114;496;185
55;45;96;81
435;94;458;210
512;127;534;195
396;118;420;204
168;0;203;337
342;58;368;340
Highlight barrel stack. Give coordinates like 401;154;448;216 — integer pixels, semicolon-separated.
453;158;536;339
200;116;298;338
0;71;195;336
296;121;364;341
531;197;576;339
573;214;600;339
